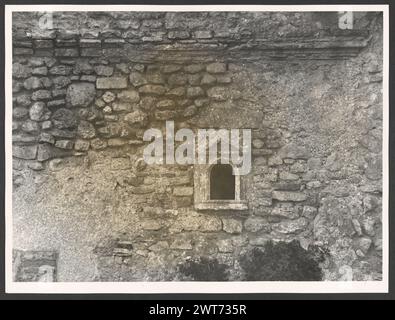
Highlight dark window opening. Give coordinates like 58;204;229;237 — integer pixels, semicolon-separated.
210;164;235;200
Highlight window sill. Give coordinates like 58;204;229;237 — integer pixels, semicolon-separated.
194;200;248;211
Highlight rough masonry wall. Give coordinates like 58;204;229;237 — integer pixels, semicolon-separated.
11;12;383;281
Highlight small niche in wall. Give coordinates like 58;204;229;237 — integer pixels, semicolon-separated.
210;164;235;200
194;163;248;211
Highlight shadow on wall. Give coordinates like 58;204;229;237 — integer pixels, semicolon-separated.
178;240;330;281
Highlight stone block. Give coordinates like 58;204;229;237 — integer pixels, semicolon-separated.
96;77;127;89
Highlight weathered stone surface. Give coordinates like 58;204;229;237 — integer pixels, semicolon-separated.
55;140;74;150
279;171;299;181
217;239;234;253
90;138;107;150
200;74;216;85
168;31;190;40
278;143;310;159
37;144;71;161
170;238;193;250
222;218;243;234
94;65;114;76
21;120;40;133
156;99;176;109
206;62;227;73
124;110;148;127
169;211;222;233
301;206;318;219
16;94;31;107
168;73;188;86
141;219;162;231
184;64;204;73
23;77;43;90
186;86;205;98
272;191;307;202
13;145;37;160
272;217;308;234
355;237;372;255
96;77;127;89
129;72;147;87
207;87;229;101
29;102;49;121
183;105;197;117
244;217;268;233
66;83;96;107
74;139;90;151
13;107;29;119
13;63;32;79
117;90;140;103
173;187;193;196
102;91;116;103
52;108;77;129
39;132;55;144
32;90;51;101
138;84;166;95
271;203;299;219
194;30;212;39
77;120;96;139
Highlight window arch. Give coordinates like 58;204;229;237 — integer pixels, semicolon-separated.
209;164;235;200
194;162;248;211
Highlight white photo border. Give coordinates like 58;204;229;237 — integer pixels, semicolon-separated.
4;4;389;294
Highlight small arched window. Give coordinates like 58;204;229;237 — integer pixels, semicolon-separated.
210;164;235;200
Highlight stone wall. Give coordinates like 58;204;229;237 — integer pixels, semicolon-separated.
12;11;383;281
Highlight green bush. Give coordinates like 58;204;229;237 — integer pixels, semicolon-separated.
178;256;229;281
239;240;327;281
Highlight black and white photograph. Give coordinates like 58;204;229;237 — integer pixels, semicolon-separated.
4;5;389;294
